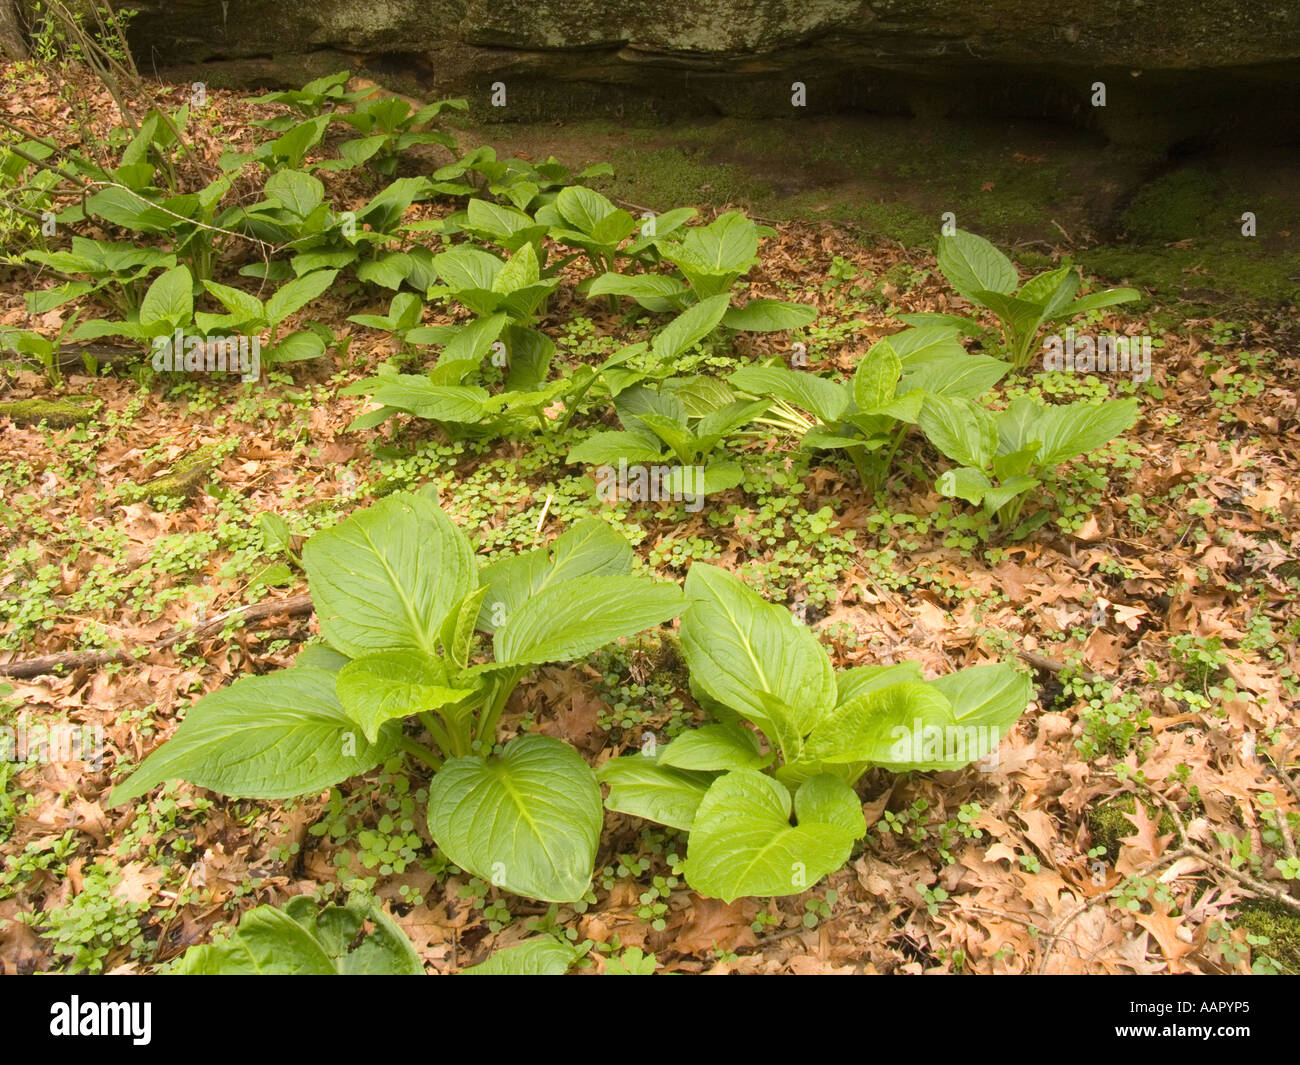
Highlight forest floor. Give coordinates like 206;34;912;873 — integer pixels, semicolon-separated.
1;63;1298;975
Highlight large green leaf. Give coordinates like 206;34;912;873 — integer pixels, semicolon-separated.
597;756;713;831
918;394;999;470
657;723;773;772
804;682;956;770
281;896;424;975
303;493;477;659
679;563;835;757
492;242;541;294
928;662;1033;734
900;351;1009;400
1050;287;1141;321
265;168;325;218
427;735;602;902
970;290;1046;340
461;936;580;975
808;664;1031;772
936;466;994;504
853;338;902;412
835;661;926;704
887;325;968;364
997;396;1138;468
466;198;542;242
728;365;849;425
344;374;490;423
139;265;193;330
936;229;1018;301
493;575;683;666
1019;265;1077;313
587;272;688;312
174;905;336;975
335;651;477;743
721;299;816;332
651;293;730;362
566;430;666;467
683;771;865;902
176;898;423;975
202;279;264;323
554;185;619;232
432;245;502;293
109;667;397;806
668;211;761;288
264;268;338;328
476;518;632;632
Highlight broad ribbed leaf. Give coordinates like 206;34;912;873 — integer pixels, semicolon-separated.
597;756;713;831
805;682;956;769
588;272;688;311
853;338;902;412
658;723;772;772
304;492;477;658
265;169;325;218
900;352;1009;399
936;229;1017;301
202;279;264;322
1051;287;1141;321
493;575;683;666
335;651;476;743
555;185;618;232
652;293;730;361
673;211;760;278
264;268;338;328
427;735;602;902
140;265;193;330
936;466;993;504
282;897;424;975
721;299;815;332
109;667;397;805
683;771;864;901
346;374;489;422
888;325;968;364
177;899;423;975
476;517;633;632
808;664;1030;772
999;396;1138;468
679;563;835;757
566;429;666;467
175;906;336;975
461;936;579;975
728;365;849;425
919;394;999;469
928;662;1032;733
433;246;502;293
835;661;926;704
467;198;537;238
492;242;540;294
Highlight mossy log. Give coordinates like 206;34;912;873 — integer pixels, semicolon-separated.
0;397;96;428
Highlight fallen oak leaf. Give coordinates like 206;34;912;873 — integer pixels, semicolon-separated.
670;895;758;956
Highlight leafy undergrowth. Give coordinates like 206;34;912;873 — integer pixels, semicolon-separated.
1;63;1298;976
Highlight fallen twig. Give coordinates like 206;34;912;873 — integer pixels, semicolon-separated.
0;594;313;679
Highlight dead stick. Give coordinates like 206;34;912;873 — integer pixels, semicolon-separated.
0;595;313;679
1017;649;1107;685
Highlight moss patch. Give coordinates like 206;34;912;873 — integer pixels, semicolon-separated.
121;443;227;505
1236;898;1300;974
1087;795;1180;862
0;398;96;428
